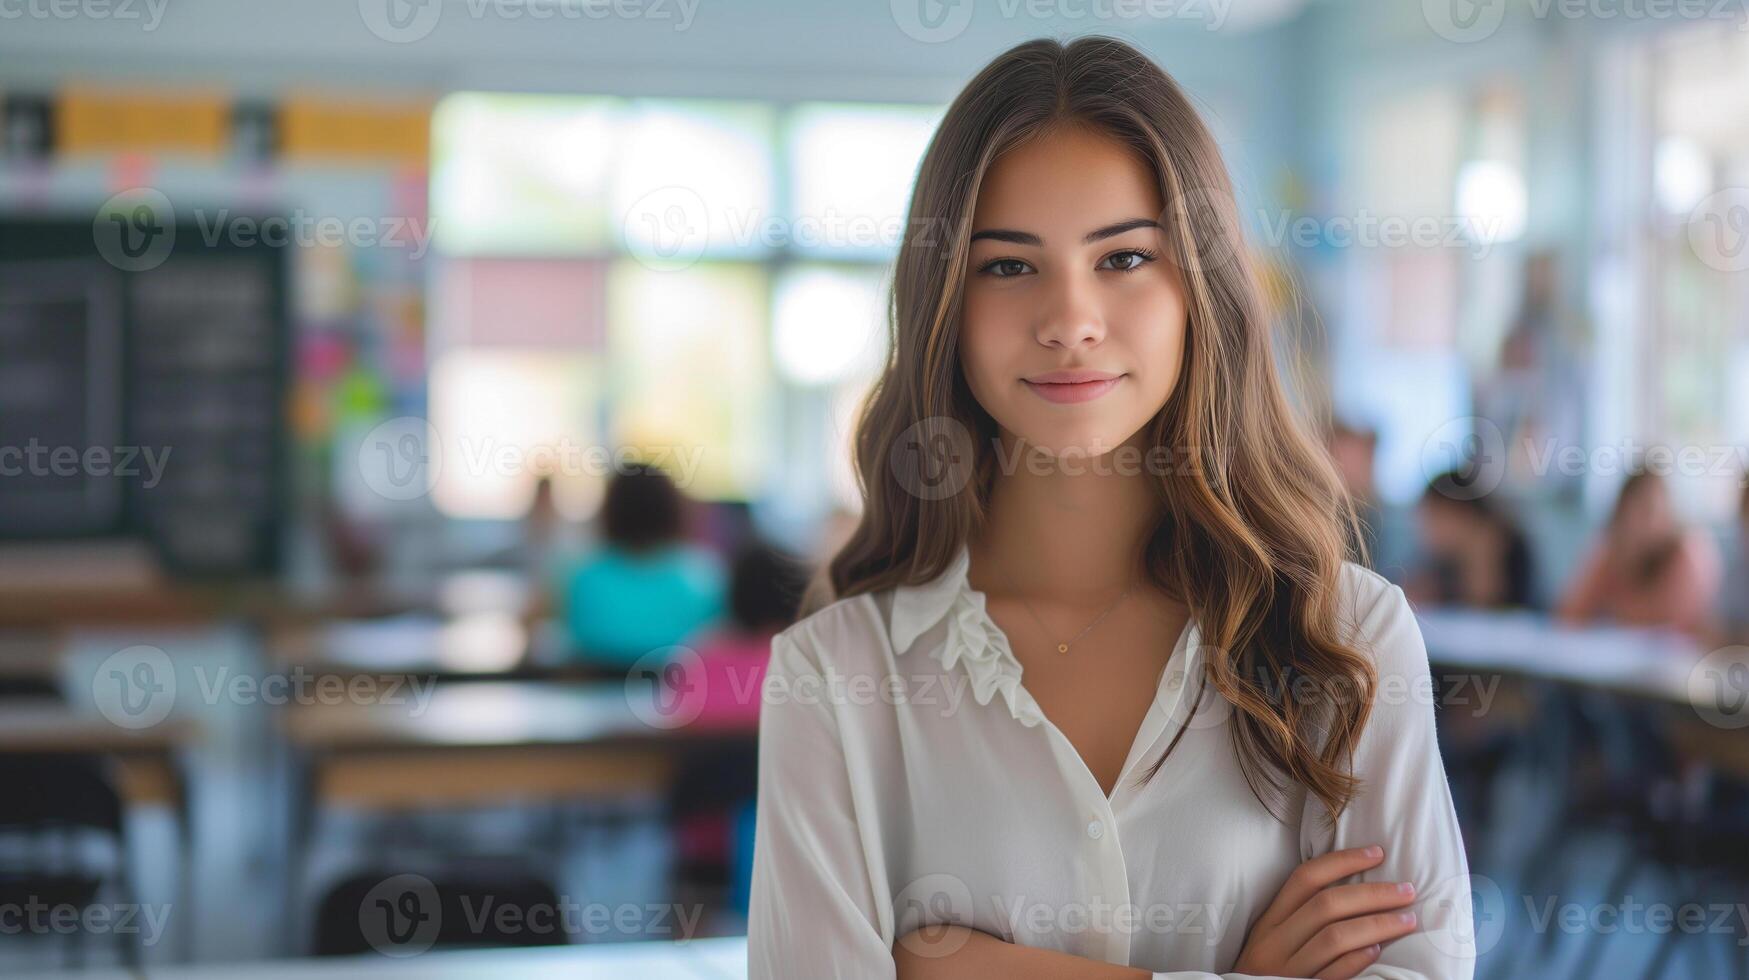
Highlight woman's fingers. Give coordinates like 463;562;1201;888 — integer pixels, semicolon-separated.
1275;880;1417;952
1313;943;1381;980
1255;845;1388;930
1289;909;1419;978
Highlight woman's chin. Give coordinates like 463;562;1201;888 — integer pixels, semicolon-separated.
1007;428;1134;467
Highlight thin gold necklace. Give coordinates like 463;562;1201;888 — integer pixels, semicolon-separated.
997;562;1135;654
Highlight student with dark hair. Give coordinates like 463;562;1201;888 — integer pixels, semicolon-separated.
1713;480;1749;642
663;542;811;919
559;462;726;668
669;541;809;726
1405;470;1537;610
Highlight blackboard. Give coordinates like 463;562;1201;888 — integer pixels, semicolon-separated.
0;213;290;578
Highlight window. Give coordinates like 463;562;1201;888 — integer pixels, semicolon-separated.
427;96;937;519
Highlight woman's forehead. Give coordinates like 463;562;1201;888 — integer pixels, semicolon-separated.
972;128;1162;234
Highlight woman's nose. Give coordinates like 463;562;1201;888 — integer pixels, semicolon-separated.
1033;271;1105;349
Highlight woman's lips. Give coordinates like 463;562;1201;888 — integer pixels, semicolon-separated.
1021;375;1124;404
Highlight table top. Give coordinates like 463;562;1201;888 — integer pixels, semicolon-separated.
0;696;193;754
17;935;749;979
280;679;757;753
1415;607;1747;716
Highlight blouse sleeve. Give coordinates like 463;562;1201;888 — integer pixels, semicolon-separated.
1296;576;1478;980
747;628;897;979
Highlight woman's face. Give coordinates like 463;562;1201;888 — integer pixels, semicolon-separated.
957;124;1189;460
1615;479;1673;544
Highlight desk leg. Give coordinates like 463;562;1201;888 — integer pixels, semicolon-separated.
174;756;193;963
283;745;317;958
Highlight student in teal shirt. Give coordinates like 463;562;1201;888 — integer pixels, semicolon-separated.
560;463;726;668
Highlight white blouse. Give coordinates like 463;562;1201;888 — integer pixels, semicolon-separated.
748;542;1475;979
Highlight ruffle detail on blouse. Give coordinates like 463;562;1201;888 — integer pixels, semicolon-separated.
888;544;1046;728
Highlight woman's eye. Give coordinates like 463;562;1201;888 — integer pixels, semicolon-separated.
980;258;1032;278
1100;249;1158;272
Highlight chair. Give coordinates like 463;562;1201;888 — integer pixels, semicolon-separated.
312;863;563;956
0;753;140;970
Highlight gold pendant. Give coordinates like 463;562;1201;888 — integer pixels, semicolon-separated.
1057;643;1069;654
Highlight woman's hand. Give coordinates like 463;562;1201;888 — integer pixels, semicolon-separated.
1231;844;1419;979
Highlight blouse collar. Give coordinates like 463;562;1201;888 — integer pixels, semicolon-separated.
888;542;1045;726
887;541;1206;733
888;543;975;653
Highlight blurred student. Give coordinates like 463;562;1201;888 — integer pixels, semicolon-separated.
1712;480;1749;642
1405;470;1537;610
678;542;809;725
518;473;589;621
1325;420;1381;564
665;542;809;909
1558;468;1721;634
560;463;726;668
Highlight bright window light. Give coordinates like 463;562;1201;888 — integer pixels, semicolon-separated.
431;93;621;255
610;100;776;262
429;349;601;520
1654;137;1712;216
787;103;944;258
773;264;889;386
1455;159;1527;245
607;261;770;500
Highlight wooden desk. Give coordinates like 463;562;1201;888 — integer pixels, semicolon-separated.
0;697;198;961
279;680;755;808
278;680;759;953
0;567;525;631
25;934;749;978
0;697;192;809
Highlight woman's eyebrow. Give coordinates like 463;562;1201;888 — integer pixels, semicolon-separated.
969;217;1163;246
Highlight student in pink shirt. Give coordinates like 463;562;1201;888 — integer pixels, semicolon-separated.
680;542;809;726
1558;467;1722;636
667;542;809;891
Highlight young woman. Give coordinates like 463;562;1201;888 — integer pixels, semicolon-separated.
748;37;1473;979
1557;466;1721;636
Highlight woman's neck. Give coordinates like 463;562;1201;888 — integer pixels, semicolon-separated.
968;427;1159;603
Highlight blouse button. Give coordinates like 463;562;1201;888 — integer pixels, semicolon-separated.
1086;819;1104;840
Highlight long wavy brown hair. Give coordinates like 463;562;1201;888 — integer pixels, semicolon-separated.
803;35;1376;821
